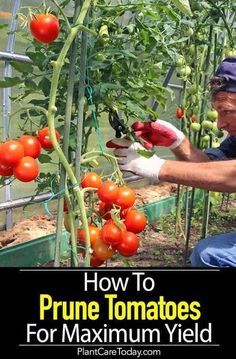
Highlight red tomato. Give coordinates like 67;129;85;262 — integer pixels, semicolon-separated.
81;252;104;267
97;181;118;204
77;225;100;248
81;172;102;189
37;127;60;150
0;160;13;176
90;254;104;267
124;209;147;234
100;221;122;246
18;135;41;159
176;107;184;119
117;231;139;257
99;202;113;220
0;140;24;167
114;186;135;209
190;114;197;123
93;237;115;261
29;13;60;44
13;156;39;182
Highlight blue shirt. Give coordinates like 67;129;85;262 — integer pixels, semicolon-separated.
205;136;236;160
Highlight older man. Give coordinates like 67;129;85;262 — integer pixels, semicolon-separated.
111;57;236;267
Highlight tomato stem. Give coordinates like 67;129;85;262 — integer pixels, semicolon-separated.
45;0;93;267
51;0;71;32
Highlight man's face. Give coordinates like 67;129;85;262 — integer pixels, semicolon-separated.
212;91;236;135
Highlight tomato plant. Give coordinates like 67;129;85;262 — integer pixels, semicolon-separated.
124;209;147;234
0;140;24;167
114;186;135;209
97;181;119;204
81;172;102;189
18;135;41;159
29;14;60;44
117;231;139;257
100;221;122;246
37;127;60;150
13;156;39;182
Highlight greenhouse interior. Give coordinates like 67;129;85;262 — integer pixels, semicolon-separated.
0;0;236;268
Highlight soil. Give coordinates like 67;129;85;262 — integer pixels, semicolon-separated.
1;184;236;267
0;182;177;249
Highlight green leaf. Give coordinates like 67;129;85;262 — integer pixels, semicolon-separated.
26;51;46;70
137;149;155;158
39;77;51;97
38;154;52;164
10;61;33;74
0;77;22;88
170;0;192;16
25;79;38;91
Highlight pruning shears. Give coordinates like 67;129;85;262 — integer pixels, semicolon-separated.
108;109;127;138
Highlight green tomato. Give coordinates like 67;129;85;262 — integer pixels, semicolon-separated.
202;120;213;131
189;44;195;56
190;122;201;132
188;84;198;95
96;53;106;61
185;28;194;37
178;65;192;78
206;109;218;121
99;25;109;37
202;134;210;142
176;56;185;67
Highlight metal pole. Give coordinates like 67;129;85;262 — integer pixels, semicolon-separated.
2;0;22;230
0;51;32;63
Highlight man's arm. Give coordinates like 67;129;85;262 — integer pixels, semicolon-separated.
159;159;236;192
172;138;210;162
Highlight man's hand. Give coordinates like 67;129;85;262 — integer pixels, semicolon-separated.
108;138;166;180
132;119;185;149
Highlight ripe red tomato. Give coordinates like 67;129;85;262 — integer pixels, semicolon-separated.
29;13;60;44
97;181;118;204
0;160;13;176
13;156;39;182
114;186;135;209
90;254;104;267
99;202;113;220
176;107;184;119
93;237;115;261
77;225;100;248
81;252;104;267
81;172;102;189
101;221;122;246
37;127;60;150
124;209;147;234
18;135;41;159
0;140;24;167
117;231;139;257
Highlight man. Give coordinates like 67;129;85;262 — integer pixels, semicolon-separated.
110;57;236;267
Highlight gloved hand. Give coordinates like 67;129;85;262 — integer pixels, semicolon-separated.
108;138;166;181
132;119;185;149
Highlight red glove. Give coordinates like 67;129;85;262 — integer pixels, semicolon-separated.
132;119;185;149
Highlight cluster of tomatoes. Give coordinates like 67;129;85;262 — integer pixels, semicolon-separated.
0;127;60;182
64;172;147;267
